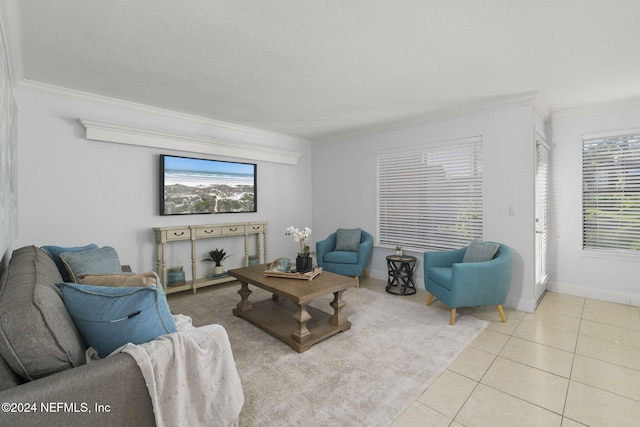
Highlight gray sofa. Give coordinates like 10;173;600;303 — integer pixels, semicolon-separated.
0;246;156;426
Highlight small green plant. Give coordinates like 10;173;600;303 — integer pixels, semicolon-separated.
395;245;402;251
204;249;230;266
299;244;311;259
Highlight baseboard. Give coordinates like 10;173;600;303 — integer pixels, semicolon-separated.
549;281;640;307
503;296;536;313
368;268;390;284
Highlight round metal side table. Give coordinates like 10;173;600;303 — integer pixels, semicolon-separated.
385;255;417;295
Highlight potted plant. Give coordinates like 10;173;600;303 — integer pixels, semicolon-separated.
395;245;403;256
286;226;314;273
204;249;230;275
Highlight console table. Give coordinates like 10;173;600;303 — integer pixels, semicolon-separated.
154;221;268;294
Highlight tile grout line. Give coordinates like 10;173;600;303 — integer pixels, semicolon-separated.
390;290;640;426
488;312;571;419
446;316;524;425
457;315;573;421
560;295;586;421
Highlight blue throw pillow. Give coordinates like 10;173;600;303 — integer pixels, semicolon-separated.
57;282;176;358
335;228;362;252
59;246;122;282
42;244;99;282
462;239;500;263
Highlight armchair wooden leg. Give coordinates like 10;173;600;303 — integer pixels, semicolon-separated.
497;304;506;322
426;294;434;306
355;276;360;288
363;269;369;279
450;308;456;325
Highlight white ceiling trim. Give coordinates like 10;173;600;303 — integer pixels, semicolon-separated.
550;96;640;123
420;90;550;123
78;118;304;165
15;79;310;147
315;91;550;144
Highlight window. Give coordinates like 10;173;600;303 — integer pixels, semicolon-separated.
377;137;483;251
582;130;640;253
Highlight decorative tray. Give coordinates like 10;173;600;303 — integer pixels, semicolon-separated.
264;267;323;281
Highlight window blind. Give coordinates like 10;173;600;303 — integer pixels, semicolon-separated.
582;131;640;253
377;137;483;251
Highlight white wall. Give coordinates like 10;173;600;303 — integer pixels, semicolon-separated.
312;105;540;312
12;91;312;277
548;107;640;305
13;85;640;308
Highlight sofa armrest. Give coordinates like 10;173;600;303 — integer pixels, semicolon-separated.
357;234;373;268
448;253;513;306
0;353;154;427
424;247;466;270
315;233;337;265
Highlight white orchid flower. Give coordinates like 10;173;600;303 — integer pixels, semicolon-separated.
286;226;313;257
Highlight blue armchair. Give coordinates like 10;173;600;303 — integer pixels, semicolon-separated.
423;242;512;325
316;229;373;288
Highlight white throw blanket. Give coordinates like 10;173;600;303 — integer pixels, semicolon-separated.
120;315;244;427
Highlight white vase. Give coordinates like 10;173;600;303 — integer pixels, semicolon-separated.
214;265;224;275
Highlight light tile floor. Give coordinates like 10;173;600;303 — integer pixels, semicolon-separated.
358;278;640;427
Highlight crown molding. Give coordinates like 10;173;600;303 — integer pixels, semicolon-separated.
14;79;310;148
78;119;304;165
532;91;551;121
423;90;550;123
550;97;640;122
314;90;550;144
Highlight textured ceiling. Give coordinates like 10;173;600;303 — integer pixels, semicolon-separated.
9;0;640;140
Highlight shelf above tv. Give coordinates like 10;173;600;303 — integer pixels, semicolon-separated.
78;118;304;165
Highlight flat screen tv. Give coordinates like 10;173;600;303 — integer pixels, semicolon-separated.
160;154;257;215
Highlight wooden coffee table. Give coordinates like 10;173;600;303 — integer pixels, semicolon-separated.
228;264;355;353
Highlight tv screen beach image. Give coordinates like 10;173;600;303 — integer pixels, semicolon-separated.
161;155;256;215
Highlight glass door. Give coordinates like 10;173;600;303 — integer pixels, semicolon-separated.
535;137;550;302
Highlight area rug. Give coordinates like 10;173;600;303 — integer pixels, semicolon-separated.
168;285;487;427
